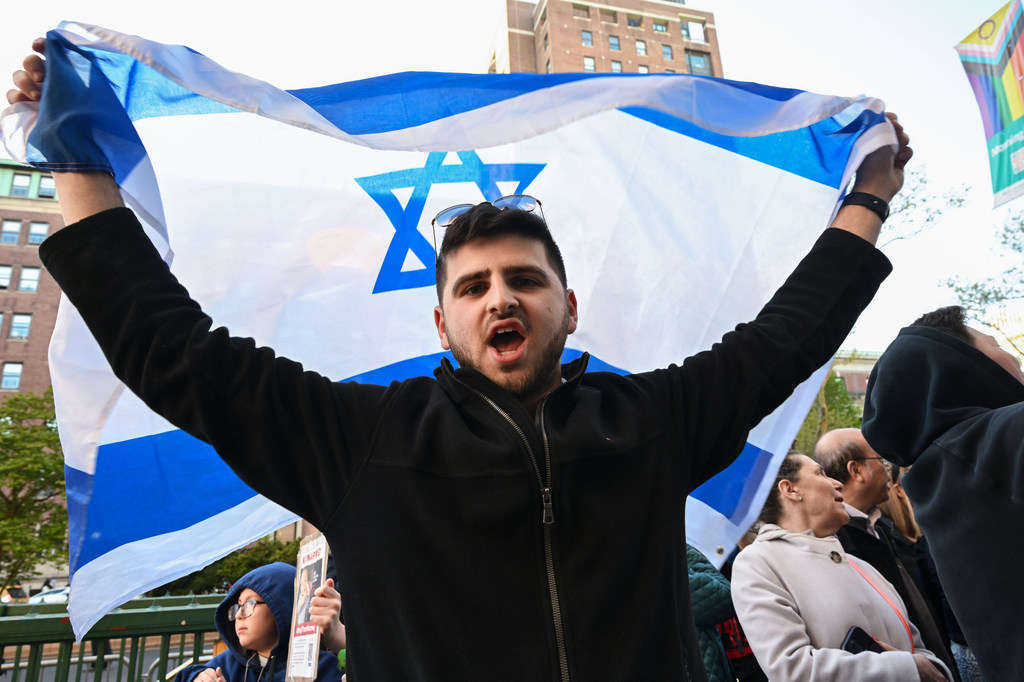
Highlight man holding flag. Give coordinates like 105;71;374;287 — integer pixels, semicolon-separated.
10;39;911;681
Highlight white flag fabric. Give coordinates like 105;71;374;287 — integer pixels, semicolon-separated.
1;22;893;638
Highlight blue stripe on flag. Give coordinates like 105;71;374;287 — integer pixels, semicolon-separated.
70;430;260;571
27;32;236;177
286;72;815;137
288;71;594;135
691;442;776;524
622;106;886;189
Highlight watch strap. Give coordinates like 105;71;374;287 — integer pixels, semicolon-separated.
841;192;889;223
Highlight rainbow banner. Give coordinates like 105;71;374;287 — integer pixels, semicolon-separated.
957;0;1024;206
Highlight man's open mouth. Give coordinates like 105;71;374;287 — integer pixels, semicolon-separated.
491;327;525;355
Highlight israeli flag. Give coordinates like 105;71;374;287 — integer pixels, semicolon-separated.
1;22;893;638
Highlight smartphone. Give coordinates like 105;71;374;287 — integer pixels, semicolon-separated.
841;626;884;654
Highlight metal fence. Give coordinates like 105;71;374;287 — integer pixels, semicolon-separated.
0;594;224;682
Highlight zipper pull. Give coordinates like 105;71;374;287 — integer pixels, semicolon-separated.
542;487;554;525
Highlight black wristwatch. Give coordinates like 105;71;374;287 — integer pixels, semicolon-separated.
841;192;889;223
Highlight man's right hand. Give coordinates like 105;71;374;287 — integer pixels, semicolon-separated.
7;38;124;225
7;37;46;105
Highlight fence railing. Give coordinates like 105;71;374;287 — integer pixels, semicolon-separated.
0;594;224;682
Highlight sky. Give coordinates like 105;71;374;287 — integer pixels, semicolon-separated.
0;0;1014;351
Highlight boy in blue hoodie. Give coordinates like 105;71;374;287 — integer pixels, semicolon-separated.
177;562;344;682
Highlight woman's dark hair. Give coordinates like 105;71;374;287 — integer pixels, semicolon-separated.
758;452;804;525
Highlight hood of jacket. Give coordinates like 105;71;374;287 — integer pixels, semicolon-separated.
751;523;843;552
215;562;296;666
862;326;1024;466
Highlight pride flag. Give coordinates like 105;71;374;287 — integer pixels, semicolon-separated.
957;0;1024;206
1;22;894;638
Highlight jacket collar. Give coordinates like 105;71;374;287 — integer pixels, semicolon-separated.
435;353;590;416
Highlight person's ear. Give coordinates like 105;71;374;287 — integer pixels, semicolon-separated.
434;305;451;350
779;479;800;502
566;289;578;335
846;459;863;482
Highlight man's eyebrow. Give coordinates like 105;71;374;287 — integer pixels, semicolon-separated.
504;265;551;280
450;269;490;296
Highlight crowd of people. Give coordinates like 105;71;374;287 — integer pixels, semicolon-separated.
8;33;1022;681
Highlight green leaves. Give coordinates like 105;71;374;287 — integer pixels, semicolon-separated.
0;388;67;596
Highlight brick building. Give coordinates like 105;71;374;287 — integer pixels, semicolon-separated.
490;0;722;77
0;159;63;395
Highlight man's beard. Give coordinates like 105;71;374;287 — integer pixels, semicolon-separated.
448;315;569;401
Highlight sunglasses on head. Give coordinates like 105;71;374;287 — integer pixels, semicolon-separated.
430;194;544;256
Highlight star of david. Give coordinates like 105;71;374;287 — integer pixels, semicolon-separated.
355;151;546;294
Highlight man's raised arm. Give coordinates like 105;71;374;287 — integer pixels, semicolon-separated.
830;112;912;245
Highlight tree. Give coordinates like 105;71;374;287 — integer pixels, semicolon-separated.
948;210;1024;354
792;369;862;454
879;166;968;248
0;388;67;595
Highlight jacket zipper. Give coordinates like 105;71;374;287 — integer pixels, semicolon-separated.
443;363;572;682
537;394;569;682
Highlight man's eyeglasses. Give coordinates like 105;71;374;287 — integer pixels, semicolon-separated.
857;456;892;470
430;194;544;256
228;599;266;620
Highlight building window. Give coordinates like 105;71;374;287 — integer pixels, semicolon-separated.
665;68;676;74
687;22;705;42
653;20;669;33
27;222;48;245
573;4;590;19
546;59;552;73
601;9;617;22
1;220;20;245
18;267;40;292
611;60;622;72
37;176;56;199
662;44;674;60
686;50;712;75
9;314;30;339
636;40;647;56
627;14;642;28
638;65;649;73
583;56;596;72
1;363;22;390
10;174;30;198
680;22;690;40
609;35;620;51
0;266;11;289
543;33;549;50
581;30;593;47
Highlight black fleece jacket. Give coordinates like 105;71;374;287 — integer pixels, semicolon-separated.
864;326;1024;682
40;208;890;681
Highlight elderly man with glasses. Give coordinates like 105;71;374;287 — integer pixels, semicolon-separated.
815;428;959;678
9;47;917;681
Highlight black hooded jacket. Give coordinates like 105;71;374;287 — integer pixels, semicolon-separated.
863;325;1024;682
176;562;341;682
41;208;890;681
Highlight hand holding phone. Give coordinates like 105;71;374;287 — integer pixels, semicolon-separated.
841;626;884;654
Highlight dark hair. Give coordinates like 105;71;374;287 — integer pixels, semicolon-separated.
911;305;972;345
434;203;567;304
758;453;804;526
813;432;866;483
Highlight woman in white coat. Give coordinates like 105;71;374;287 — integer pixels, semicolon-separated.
731;453;951;681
